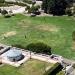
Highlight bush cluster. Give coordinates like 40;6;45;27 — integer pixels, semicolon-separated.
26;42;52;55
5;2;27;6
1;10;8;15
66;7;73;16
0;3;9;7
23;0;32;4
42;0;67;16
26;5;41;15
12;42;52;55
4;14;12;18
25;5;30;11
72;64;75;68
72;31;75;41
0;0;5;3
0;9;13;18
0;9;1;13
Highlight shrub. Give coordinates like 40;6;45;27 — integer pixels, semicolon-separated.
66;8;73;16
42;0;67;15
4;14;11;18
34;11;41;15
0;0;5;3
23;0;32;4
0;9;1;13
5;2;27;6
17;3;27;6
25;6;30;11
72;31;75;41
36;5;40;9
12;42;51;55
31;5;40;12
28;5;41;15
26;42;52;55
30;5;36;13
56;71;65;75
72;63;75;68
1;10;8;16
0;2;11;7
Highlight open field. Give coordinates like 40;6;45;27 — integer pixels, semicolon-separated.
0;14;75;59
0;59;53;75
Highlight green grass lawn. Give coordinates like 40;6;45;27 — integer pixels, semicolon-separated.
0;59;53;75
0;14;75;59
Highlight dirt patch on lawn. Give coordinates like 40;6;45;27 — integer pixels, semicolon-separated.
72;17;75;20
3;31;16;37
36;25;59;32
66;18;72;21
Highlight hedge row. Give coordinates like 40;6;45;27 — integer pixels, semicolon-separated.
12;42;52;55
44;63;63;75
0;3;12;7
23;0;32;4
0;2;26;7
5;2;27;6
26;42;51;55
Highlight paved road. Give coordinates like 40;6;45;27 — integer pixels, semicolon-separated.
63;58;75;75
67;69;75;75
63;58;75;64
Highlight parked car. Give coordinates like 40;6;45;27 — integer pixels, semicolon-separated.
50;54;63;63
30;13;36;17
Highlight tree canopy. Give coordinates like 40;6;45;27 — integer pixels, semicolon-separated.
26;42;52;55
0;0;5;3
42;0;68;15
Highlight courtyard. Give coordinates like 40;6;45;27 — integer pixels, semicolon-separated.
0;44;64;75
0;59;53;75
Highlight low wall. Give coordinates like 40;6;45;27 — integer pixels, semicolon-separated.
31;53;58;64
44;63;63;75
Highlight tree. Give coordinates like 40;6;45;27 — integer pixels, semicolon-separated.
0;0;5;3
65;7;73;16
42;0;47;13
23;0;32;4
72;31;75;41
42;0;67;15
0;9;1;13
1;10;8;16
